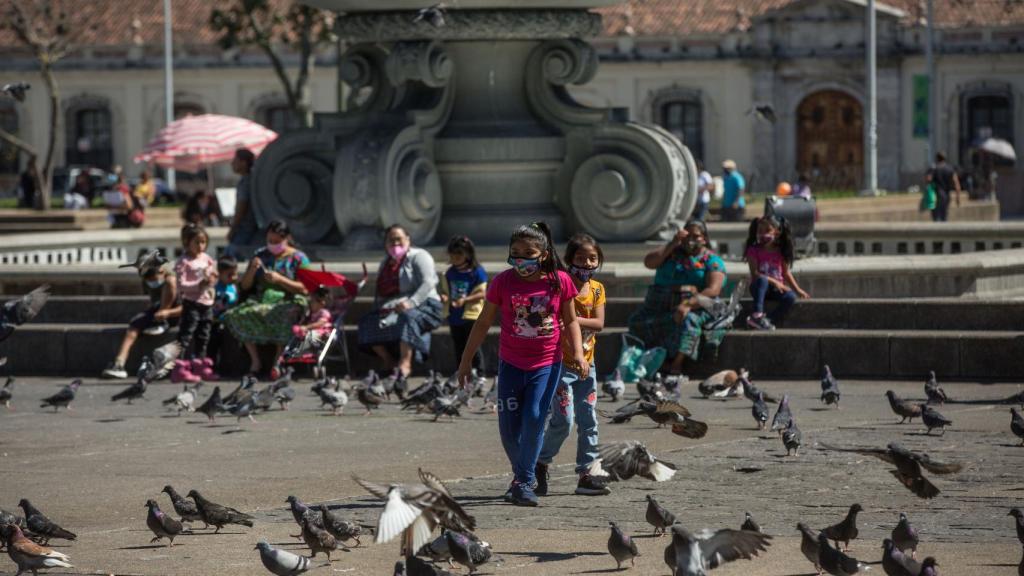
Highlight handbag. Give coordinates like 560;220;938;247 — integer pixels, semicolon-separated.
128;208;145;226
615;333;667;383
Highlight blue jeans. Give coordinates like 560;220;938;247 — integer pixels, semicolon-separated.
497;360;562;486
538;364;599;474
750;276;797;325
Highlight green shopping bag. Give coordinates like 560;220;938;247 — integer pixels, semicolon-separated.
616;333;667;383
919;182;937;211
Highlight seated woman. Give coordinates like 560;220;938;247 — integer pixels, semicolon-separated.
222;220;310;378
182;189;224;227
357;224;443;386
627;219;728;376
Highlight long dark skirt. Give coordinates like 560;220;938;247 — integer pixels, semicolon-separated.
627;285;728;361
358;298;443;361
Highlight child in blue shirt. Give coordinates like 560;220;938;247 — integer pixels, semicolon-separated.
207;256;239;371
442;236;488;374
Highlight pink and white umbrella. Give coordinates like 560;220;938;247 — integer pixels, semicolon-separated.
133;114;278;173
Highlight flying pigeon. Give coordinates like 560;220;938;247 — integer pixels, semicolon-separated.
255;541;311;576
0;376;13;409
444;530;492;574
300;514;339;563
162;485;206;528
186;490;254;533
740;371;777;403
891;512;919;559
646;494;676;536
797;522;821;575
1011;408;1024;446
39;379;80;412
819;442;963;499
919;404;952;435
0;524;73;574
818;533;866;575
881;538;921;576
746;104;777;123
1;82;30;103
924;371;947;404
413;3;447;28
162;382;203;415
885;390;922;423
751;391;769;431
741;512;761;533
1010;508;1024;547
138;341;182;383
145;499;184;547
599;400;708;438
119;249;167;275
770;394;792;435
195;385;222;422
696;279;746;331
607;521;640;569
602;369;626;402
820;365;840;408
821;504;862;552
782;419;802;457
355;468;476;556
698;369;741;399
18;499;76;545
591;441;677;482
0;285;50;345
665;523;772;575
319;506;362;547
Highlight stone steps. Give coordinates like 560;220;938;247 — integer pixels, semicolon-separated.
2;322;1018;380
0;208;184;233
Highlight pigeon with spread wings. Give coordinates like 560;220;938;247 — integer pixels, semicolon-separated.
590;441;677;482
819;442;962;499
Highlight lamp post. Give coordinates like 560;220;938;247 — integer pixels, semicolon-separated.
163;0;176;193
863;0;878;195
925;0;936;164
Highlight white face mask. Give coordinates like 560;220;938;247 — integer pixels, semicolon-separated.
145;279;164;289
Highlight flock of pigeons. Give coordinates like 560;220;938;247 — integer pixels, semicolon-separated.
2;286;1024;574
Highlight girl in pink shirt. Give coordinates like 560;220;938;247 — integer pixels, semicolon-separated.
457;222;586;507
172;224;219;382
744;215;809;330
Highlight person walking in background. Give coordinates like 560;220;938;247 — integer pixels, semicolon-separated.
226;148;258;259
926;152;962;222
721;159;746;221
692;160;713;221
791;173;812;199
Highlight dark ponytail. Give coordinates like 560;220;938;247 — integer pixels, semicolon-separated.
745;215;795;266
743;217;759;260
509;221;563;293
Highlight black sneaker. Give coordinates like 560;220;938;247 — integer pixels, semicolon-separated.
575;474;611;496
503;481;516;503
535;463;549;496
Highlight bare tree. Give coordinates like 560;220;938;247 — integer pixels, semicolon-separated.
211;0;336;129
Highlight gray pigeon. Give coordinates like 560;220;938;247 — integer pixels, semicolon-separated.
924;371;946;405
666;523;772;575
195;385;222;422
818;532;866;575
0;285;50;345
145;499;184;547
819;442;963;499
607;521;640;569
0;376;13;409
162;485;205;528
885;390;922;423
274;381;297;410
418;532;451;563
770;394;792;434
1010;508;1024;547
317;379;348;415
646;494;676;536
782;419;802;457
111;376;148;404
119;249;167;275
881;537;920;576
919;404;952;435
39;379;80;412
592;441;677;482
138;341;183;383
821;504;862;552
740;512;761;533
223;375;257;407
162;382;203;415
797;522;821;574
356;383;385;415
405;554;457;575
820;365;840;408
891;512;919;558
602;369;626;402
444;530;491;574
255;541;311;576
1011;409;1024;445
751;391;769;431
186;490;254;533
739;371;777;403
18;499;76;545
224;397;257;423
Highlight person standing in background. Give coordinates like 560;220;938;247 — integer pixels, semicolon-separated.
226;148;258;259
721;159;746;222
926;152;962;222
692;160;713;221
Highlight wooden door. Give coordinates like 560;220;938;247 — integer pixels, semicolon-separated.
797;90;863;190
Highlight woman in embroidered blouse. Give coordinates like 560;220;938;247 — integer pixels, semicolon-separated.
627;219;728;375
223;220;310;377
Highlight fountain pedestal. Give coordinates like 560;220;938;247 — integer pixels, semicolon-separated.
251;2;696;247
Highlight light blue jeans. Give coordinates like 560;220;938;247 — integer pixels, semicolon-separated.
538;363;599;474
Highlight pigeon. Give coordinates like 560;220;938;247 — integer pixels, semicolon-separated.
444;530;492;573
0;509;25;551
919;557;939;576
770;394;792;435
666;523;772;575
821;504;863;552
818;533;866;575
881;537;921;576
405;554;457;575
255;541;312;576
0;524;73;574
274;380;296;410
819;442;963;499
317;379;349;415
138;341;182;383
1011;408;1024;446
0;376;13;409
418;532;451;563
18;500;75;546
162;485;205;528
319;506;362;546
696;280;745;331
300;515;339;562
163;382;203;415
195;385;222;422
797;522;822;575
740;374;777;404
252;384;277;412
427;393;465;422
820;365;840;408
599;400;708;438
223;375;257;407
482;377;498;412
39;379;80;412
119;249;167;274
145;499;184;547
782;419;802;457
413;3;447;28
111;376;148;404
602;369;626;402
919;404;952;435
751;391;769;431
636;373;661;400
355;468;476;556
1;82;30;103
0;285;50;345
885;390;922;423
186;490;254;533
698;369;740;399
646;494;676;536
286;496;323;538
924;371;947;405
357;383;386;415
467;368;487;398
747;104;777;123
891;512;919;559
224;397;257;423
1010;508;1024;547
591;441;677;482
741;512;761;533
607;521;640;569
403;381;444;412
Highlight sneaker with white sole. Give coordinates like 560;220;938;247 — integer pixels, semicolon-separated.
102;362;128;379
746;314;775;331
143;321;169;336
575;474;611;496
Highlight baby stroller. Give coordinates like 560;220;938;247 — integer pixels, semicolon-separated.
279;264;367;379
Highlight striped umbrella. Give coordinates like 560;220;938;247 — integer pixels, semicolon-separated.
133;114;278;173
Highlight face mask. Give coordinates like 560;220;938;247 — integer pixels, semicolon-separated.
507;256;541;277
267;241;287;255
684;239;703;253
387;244;409;261
569;264;596;282
145;279;164;289
759;233;777;245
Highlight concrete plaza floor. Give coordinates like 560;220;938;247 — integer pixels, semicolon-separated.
1;375;1022;575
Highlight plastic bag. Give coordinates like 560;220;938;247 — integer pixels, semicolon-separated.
616;333;666;383
919;182;937;211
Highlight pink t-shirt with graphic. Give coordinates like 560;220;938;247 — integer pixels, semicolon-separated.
745;245;786;282
486;269;578;371
175;252;217;306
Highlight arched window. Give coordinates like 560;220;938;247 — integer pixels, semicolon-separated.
658;99;704;161
259;104;294;135
0;105;18;174
960;87;1013;166
65;102;113;169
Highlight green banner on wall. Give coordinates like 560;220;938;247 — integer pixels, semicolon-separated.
913;74;929;139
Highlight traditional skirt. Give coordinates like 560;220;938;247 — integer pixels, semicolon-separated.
358;298;443;360
627;285;729;361
223;297;305;346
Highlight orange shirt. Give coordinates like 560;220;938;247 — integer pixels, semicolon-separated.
561;279;605;372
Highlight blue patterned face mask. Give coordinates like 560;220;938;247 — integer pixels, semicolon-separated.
507;256;541;277
569;264;596;282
